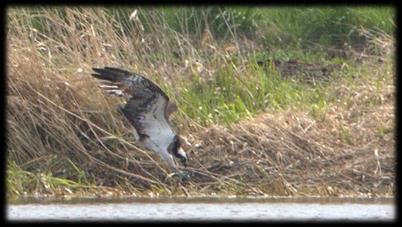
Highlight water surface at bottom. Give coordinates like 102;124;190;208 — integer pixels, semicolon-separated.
8;202;394;221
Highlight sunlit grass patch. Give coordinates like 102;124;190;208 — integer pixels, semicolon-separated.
175;61;328;126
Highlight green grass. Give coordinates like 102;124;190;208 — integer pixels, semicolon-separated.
256;7;395;49
7;160;93;200
175;62;327;126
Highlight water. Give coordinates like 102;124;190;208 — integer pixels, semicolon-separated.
7;197;395;221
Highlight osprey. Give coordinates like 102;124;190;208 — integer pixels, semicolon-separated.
91;67;189;178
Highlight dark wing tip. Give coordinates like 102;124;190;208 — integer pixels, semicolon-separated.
92;67;130;74
91;73;107;81
91;67;130;82
92;67;107;74
103;67;132;74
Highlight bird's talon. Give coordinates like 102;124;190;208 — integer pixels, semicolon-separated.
166;170;191;181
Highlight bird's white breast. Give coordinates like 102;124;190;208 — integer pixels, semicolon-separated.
140;95;175;154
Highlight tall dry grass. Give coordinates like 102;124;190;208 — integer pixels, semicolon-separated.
7;6;266;196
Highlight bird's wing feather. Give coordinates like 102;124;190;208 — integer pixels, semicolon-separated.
92;67;167;98
91;67;176;144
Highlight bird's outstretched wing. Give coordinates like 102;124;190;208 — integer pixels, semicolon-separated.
91;67;177;142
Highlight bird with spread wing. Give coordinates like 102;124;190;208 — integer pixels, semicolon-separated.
91;67;189;179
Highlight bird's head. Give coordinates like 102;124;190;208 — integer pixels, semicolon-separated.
168;135;188;167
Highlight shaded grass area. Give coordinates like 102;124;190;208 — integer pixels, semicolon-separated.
6;6;395;200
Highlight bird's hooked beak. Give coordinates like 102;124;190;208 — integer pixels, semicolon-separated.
178;147;188;167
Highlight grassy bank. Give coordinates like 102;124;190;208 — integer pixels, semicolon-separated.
6;6;395;200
